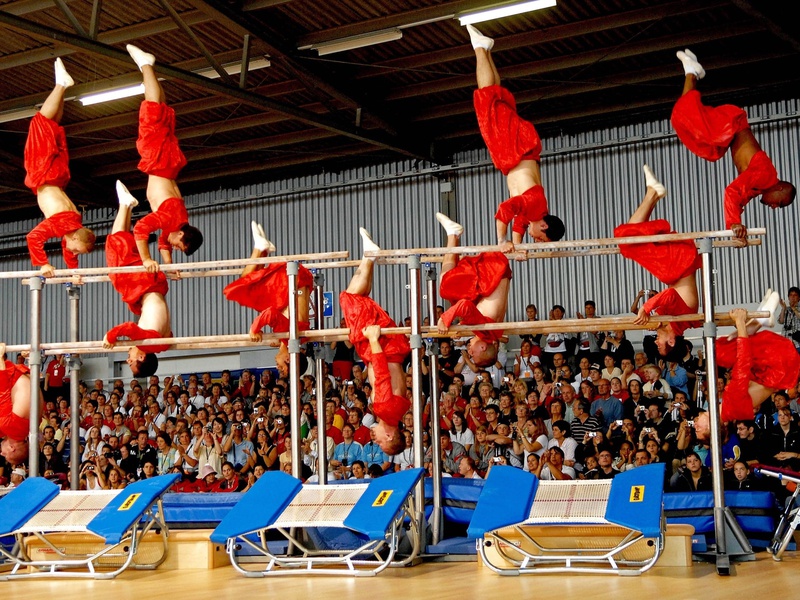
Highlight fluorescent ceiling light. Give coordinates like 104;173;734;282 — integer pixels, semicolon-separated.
195;57;271;79
0;106;38;124
309;28;402;56
458;0;557;25
79;83;144;106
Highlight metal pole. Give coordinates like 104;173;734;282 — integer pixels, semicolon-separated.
27;277;44;476
408;256;427;550
698;238;753;574
287;261;302;480
67;284;82;489
426;265;443;545
313;271;328;483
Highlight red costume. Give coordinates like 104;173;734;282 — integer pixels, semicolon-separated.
0;361;31;440
105;322;171;354
106;231;169;316
339;292;410;425
132;101;189;251
717;332;800;421
474;85;552;236
439;252;511;342
614;219;702;336
223;263;313;335
671;90;780;228
23;113;83;268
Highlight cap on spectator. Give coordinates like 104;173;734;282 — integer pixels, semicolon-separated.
198;464;217;478
11;467;26;479
589;363;601;372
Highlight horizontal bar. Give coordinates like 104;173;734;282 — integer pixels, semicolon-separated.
0;251;349;280
365;228;766;257
4;311;767;355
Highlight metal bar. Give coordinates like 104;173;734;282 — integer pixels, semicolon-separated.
27;277;43;476
67;284;81;489
313;271;328;483
408;256;427;551
239;34;251;89
287;262;302;480
2;310;769;355
88;0;102;39
426;265;443;546
0;251;349;279
52;0;87;36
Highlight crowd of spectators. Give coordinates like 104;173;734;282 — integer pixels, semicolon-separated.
3;292;800;503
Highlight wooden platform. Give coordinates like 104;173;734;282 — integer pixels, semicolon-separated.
4;552;800;600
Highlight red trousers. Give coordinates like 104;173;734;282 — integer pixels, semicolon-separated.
614;220;701;285
0;361;31;441
137;101;187;179
671;90;749;162
223;263;313;312
339;293;410;365
474;85;542;175
24;113;71;193
439;252;511;304
106;231;169;315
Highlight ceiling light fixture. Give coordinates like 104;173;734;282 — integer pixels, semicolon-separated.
195;57;272;79
79;83;145;106
458;0;557;26
306;28;403;56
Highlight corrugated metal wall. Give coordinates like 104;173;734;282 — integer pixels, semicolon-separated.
2;97;799;353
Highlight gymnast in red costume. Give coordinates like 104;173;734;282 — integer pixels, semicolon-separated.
694;308;800;440
124;45;203;274
435;212;511;369
466;24;565;255
102;184;172;378
339;228;411;455
614;165;702;362
671;48;795;241
223;221;313;372
24;59;95;278
0;342;34;464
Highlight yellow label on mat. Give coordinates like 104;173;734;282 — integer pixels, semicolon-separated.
372;490;393;507
629;486;644;503
118;493;141;511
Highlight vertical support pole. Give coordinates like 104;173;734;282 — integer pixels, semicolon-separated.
408;256;427;550
27;277;43;476
313;270;328;483
287;261;302;480
67;284;81;489
698;238;754;574
426;264;443;545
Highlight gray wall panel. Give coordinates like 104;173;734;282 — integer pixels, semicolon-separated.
2;99;799;364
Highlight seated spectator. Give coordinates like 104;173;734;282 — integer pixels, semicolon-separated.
589;379;623;426
765;406;800;470
600;354;622;381
469;426;493;474
642;364;673;403
155;431;178;474
362;427;391;472
531;366;553;400
671;451;712;492
426;433;467;475
223;420;254;473
449;410;474;452
535;446;575;480
514;417;548;469
546;420;577;467
214;461;245;492
392;430;415;472
458;456;483;479
632;447;651;469
349;460;368;480
613;440;636;472
601;330;635;364
331;424;364;479
570;399;602;442
664;360;689;396
514;339;540;381
583;447;620;479
725;461;759;491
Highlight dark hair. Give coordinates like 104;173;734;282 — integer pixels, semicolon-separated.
367;464;384;478
662;335;686;362
552;420;571;437
157;431;172;446
179;223;203;256
790;286;800;296
132;352;158;377
542;214;565;241
585;300;596;309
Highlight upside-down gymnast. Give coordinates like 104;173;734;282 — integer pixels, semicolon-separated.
339;228;411;455
125;44;203;273
672;48;795;241
435;212;511;369
24;58;95;278
466;24;565;254
102;183;172;377
0;342;33;464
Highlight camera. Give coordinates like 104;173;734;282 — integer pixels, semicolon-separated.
86;465;95;471
205;424;213;431
503;376;510;383
673;402;682;408
343;380;353;386
257;417;265;423
233;424;242;430
554;382;562;388
491;457;503;464
275;418;283;426
695;370;706;377
615;420;623;426
477;375;483;381
687;420;695;428
342;458;348;467
643;427;653;433
588;432;597;438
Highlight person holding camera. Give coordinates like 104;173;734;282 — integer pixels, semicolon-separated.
535;447;574;480
331;424;364;479
192;423;223;476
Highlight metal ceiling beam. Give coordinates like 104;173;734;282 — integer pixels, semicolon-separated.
0;10;213;71
185;0;411;136
0;10;430;159
381;21;762;101
355;0;730;80
729;0;800;53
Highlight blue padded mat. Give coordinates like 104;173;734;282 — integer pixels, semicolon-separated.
0;478;60;535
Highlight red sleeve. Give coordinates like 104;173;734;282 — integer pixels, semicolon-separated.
105;322;171;353
723;184;748;229
441;300;501;341
371;351;394;413
494;195;526;229
26;213;84;268
133;211;170;242
642;288;686;316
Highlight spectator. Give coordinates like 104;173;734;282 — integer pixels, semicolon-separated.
570;399;602;442
546;420;577;468
195;463;219;492
589;379;623;426
601;330;635;364
583;447;620;479
642;364;673;403
450;410;474;452
362;427;391;472
766;407;800;470
392;430;415;472
671;452;712;492
213;461;244;492
155;431;178;474
514;339;539;381
779;286;800;354
600;354;622;381
469;426;493;474
575;301;602;363
331;424;364;479
458;456;482;479
437;339;459;388
536;446;575;480
426;433;466;475
725;461;759;491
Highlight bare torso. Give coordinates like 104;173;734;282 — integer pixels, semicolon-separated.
280;286;310;322
37;186;79;217
146;175;182;209
671;274;699;313
730;128;761;175
506;159;541;197
137;292;171;336
475;278;510;323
